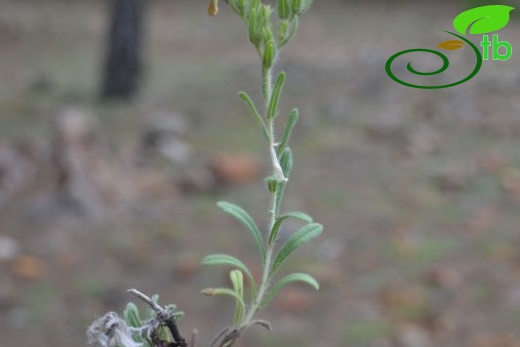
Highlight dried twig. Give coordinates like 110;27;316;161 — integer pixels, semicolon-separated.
128;289;187;347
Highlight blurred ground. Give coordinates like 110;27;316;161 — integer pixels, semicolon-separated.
2;1;520;347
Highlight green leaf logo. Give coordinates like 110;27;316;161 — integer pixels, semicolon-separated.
453;5;515;35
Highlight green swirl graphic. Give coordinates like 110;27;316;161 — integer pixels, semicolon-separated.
385;31;482;89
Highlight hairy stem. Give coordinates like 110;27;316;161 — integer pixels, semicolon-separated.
242;53;282;325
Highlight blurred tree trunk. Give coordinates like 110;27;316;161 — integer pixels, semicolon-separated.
101;0;145;100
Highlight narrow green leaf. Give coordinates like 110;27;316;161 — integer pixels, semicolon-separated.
201;287;245;305
279;147;293;177
270;223;323;276
277;108;299;157
217;201;266;260
274;180;286;216
238;91;268;141
201;287;246;324
124;302;144;343
230;270;244;298
453;5;515;35
267;72;286;120
229;270;245;325
201;254;256;296
268;211;313;245
261;272;319;308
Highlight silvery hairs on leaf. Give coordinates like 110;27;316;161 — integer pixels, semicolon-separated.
87;312;143;347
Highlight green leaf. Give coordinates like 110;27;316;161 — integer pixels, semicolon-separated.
267;72;286;120
217;201;266;260
202;253;257;298
274;180;286;216
229;270;245;325
260;272;319;308
200;288;244;306
238;91;268;141
124;302;144;344
268;211;313;245
123;302;142;328
279;147;293;177
201;287;246;320
453;5;515;35
270;223;323;276
230;270;244;298
277;108;299;157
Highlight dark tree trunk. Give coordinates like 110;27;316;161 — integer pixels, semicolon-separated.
101;0;145;100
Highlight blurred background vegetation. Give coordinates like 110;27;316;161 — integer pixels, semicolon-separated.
1;1;520;347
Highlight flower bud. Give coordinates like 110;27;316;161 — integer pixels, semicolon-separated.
277;0;291;20
263;40;276;70
248;8;262;46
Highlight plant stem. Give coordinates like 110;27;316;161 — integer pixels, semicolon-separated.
242;56;283;325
